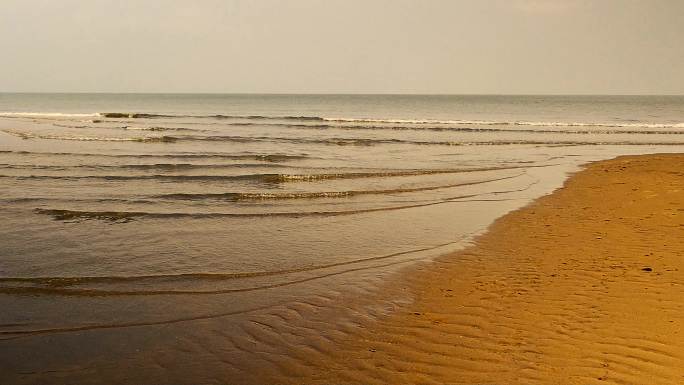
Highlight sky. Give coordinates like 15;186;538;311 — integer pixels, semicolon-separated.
1;0;683;94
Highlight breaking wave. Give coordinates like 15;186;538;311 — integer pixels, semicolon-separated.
3;110;682;129
92;112;684;128
52;123;208;132
99;113;174;119
319;117;684;129
4;129;682;146
223;121;684;135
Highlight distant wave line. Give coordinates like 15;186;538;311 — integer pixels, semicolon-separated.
98;112;684;128
4;130;683;146
0;112;100;118
0;150;311;162
321;117;684;129
49;121;684;135
2;111;682;129
222;121;684;135
52;123;211;133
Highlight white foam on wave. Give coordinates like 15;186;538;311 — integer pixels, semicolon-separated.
321;117;684;129
2;111;681;130
322;117;501;125
513;121;684;129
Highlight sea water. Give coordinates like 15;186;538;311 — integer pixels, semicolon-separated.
1;94;682;382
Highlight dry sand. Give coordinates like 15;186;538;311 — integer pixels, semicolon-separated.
284;154;684;384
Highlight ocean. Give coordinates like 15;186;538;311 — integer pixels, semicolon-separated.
1;93;682;383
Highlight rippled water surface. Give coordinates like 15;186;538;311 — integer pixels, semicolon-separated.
1;94;682;383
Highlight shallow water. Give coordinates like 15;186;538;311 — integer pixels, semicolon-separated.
0;94;682;383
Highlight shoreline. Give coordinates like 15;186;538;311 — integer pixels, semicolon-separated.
281;153;684;384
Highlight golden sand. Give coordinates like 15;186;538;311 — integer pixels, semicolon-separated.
284;154;684;384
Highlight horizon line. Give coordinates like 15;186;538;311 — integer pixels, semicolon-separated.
1;92;683;97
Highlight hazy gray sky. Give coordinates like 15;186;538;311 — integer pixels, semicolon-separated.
1;0;683;94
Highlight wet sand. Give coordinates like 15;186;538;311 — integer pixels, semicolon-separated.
284;154;684;384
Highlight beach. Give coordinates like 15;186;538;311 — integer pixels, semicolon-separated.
3;1;684;383
275;153;684;384
0;95;682;384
